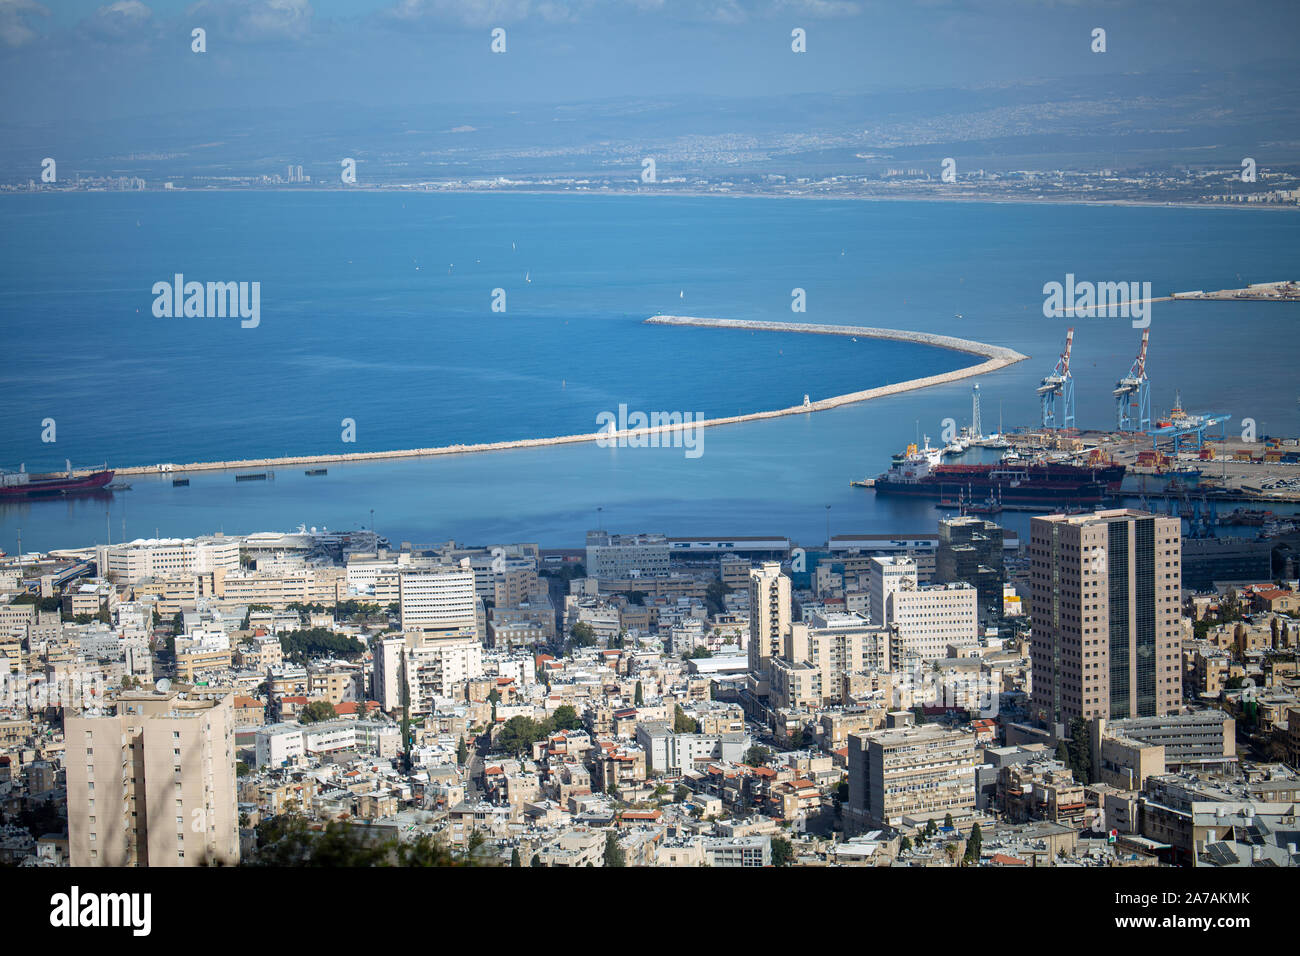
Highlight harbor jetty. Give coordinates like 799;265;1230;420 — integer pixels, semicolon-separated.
112;316;1028;477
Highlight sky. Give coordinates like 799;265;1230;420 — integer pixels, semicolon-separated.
0;0;1298;124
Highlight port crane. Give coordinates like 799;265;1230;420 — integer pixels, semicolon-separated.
1114;329;1151;433
1038;327;1075;431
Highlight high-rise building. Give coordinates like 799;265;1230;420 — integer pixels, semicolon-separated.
399;567;478;637
1029;509;1182;729
868;556;916;626
66;691;238;867
373;635;406;712
845;724;977;831
747;561;791;700
935;515;1007;626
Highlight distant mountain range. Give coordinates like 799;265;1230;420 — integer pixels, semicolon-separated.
3;63;1297;184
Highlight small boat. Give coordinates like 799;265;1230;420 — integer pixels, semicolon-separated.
106;481;132;491
235;473;268;482
172;478;190;487
305;468;328;476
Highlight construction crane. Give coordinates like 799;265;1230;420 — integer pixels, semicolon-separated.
1038;327;1075;431
1114;329;1151;433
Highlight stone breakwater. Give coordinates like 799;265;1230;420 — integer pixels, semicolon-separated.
114;317;1027;476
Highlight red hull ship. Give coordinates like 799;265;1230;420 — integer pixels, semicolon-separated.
0;464;115;499
873;443;1124;506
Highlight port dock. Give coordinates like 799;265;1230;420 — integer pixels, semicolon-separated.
110;317;1027;477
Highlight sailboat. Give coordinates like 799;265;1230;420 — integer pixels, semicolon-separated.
525;271;532;283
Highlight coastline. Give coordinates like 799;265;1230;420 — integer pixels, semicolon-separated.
112;317;1028;477
4;187;1298;213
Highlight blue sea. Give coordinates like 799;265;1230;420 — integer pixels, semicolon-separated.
1;192;1298;552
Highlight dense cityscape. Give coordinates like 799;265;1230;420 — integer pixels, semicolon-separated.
2;500;1298;871
3;0;1297;940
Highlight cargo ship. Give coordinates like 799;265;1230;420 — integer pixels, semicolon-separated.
872;443;1123;505
0;462;115;499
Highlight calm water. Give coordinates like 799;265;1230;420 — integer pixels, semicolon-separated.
1;193;1298;552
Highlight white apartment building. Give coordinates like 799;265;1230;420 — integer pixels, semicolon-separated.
373;635;406;711
748;562;791;699
256;722;306;768
888;583;979;661
383;632;485;715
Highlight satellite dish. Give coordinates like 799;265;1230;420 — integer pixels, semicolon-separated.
155;678;172;693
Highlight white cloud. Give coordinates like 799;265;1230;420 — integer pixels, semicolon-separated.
83;1;154;40
0;0;50;48
187;0;314;42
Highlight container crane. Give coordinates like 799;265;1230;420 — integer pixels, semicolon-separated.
1114;329;1151;433
1038;327;1075;431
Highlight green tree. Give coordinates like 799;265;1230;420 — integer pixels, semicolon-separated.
568;621;597;652
530;854;542;867
771;835;794;867
744;745;771;767
550;704;581;731
963;822;982;864
280;628;365;664
944;813;954;830
634;681;644;706
299;701;338;724
899;835;912;853
457;736;468;766
1066;717;1093;783
673;705;698;734
603;830;626;868
1055;739;1071;771
704;579;730;616
510;847;521;867
498;716;544;756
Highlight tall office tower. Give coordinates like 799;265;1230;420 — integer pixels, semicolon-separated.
935;515;1007;627
747;561;791;699
1029;509;1182;730
868;555;917;626
66;691;238;867
399;567;478;637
